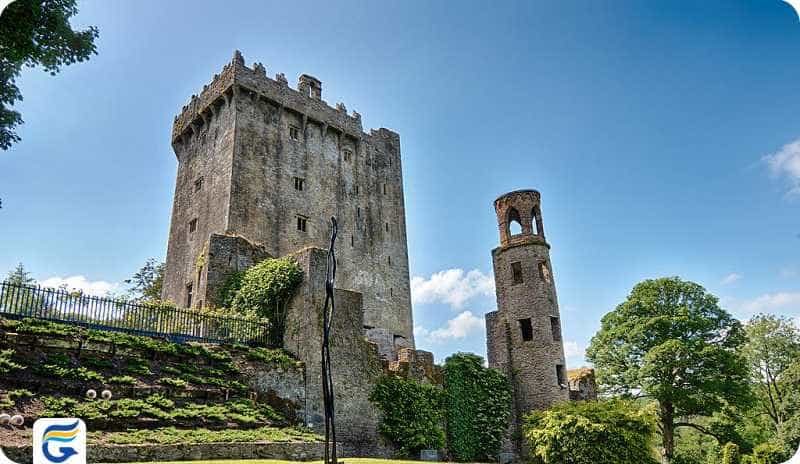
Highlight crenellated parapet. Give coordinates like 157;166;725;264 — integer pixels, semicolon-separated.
172;50;365;149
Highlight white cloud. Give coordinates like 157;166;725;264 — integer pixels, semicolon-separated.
415;310;485;344
563;340;585;360
763;138;800;196
411;269;495;309
728;291;800;315
721;273;742;286
40;276;119;297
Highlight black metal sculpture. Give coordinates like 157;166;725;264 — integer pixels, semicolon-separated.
322;217;338;464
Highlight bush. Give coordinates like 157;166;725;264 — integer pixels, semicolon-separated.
722;442;741;464
752;442;788;464
523;399;659;464
230;257;303;322
369;375;446;457
442;353;511;462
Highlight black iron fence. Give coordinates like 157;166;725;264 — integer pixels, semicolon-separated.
0;281;272;346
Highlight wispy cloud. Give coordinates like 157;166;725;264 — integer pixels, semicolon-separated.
563;340;585;360
763;138;800;197
721;273;742;286
780;267;798;279
411;269;495;309
727;291;800;315
414;310;485;344
39;275;119;297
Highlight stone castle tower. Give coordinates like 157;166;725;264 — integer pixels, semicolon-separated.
161;51;414;356
485;190;569;443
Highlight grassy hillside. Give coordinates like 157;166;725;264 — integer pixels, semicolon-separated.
0;317;317;446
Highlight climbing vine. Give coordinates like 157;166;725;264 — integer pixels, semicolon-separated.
442;352;512;462
229;257;303;342
369;375;446;457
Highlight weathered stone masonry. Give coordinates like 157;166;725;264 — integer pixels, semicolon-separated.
162;51;414;356
485;189;570;452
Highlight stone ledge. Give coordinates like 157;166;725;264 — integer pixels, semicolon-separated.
4;441;326;463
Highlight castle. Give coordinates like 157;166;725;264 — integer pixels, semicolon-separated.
161;51;593;457
162;50;413;359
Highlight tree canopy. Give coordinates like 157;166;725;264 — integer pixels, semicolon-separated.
124;258;164;302
524;399;660;464
586;276;749;463
0;0;98;150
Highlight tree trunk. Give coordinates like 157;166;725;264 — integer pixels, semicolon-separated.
661;402;675;464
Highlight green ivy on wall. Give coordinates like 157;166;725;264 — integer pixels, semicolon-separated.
442;353;512;462
369;375;446;457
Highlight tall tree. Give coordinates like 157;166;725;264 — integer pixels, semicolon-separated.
124;258;164;302
742;314;800;434
0;0;99;150
1;262;42;313
5;262;35;286
586;277;750;464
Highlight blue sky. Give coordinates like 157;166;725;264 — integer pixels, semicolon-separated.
1;0;799;365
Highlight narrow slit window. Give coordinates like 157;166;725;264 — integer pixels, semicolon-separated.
519;318;533;341
538;262;552;283
194;177;203;192
186;283;193;308
385;222;389;232
556;364;566;386
550;316;561;341
383;183;387;195
351;235;354;247
354;185;359;195
388;256;392;266
294;177;305;191
511;262;523;284
188;218;198;233
296;216;307;232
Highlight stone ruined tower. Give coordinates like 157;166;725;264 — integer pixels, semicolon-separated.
485;189;569;449
161;51;414;357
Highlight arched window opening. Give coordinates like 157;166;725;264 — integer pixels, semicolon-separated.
531;207;541;235
508;207;522;236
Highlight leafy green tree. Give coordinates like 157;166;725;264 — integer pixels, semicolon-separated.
442;352;511;462
586;277;750;463
524;399;659;464
369;375;446;457
0;0;98;150
124;258;165;302
742;314;800;435
1;263;44;313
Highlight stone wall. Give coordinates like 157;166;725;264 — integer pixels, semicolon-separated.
567;368;598;401
4;442;326;464
162;51;414;354
282;247;394;457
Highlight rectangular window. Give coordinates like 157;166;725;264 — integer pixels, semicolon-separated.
385;222;389;232
186;283;193;308
388;255;392;266
519;318;533;341
294;177;305;191
296;216;307;232
289;125;300;141
194;177;203;192
357;207;361;218
550;316;561;341
343;149;353;162
188;218;198;233
351;235;354;247
511;262;523;284
538;262;552;283
390;287;394;296
556;364;566;386
354;185;359;195
383;183;387;195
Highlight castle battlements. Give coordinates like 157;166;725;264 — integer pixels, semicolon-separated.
172;50;370;147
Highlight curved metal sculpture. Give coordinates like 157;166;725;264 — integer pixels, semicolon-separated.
322;217;338;464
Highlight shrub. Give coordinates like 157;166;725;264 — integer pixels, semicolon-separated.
523;399;659;464
160;377;188;388
752;442;788;464
369;375;446;457
107;375;136;385
722;442;741;464
230;257;303;323
442;353;512;462
0;349;23;372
